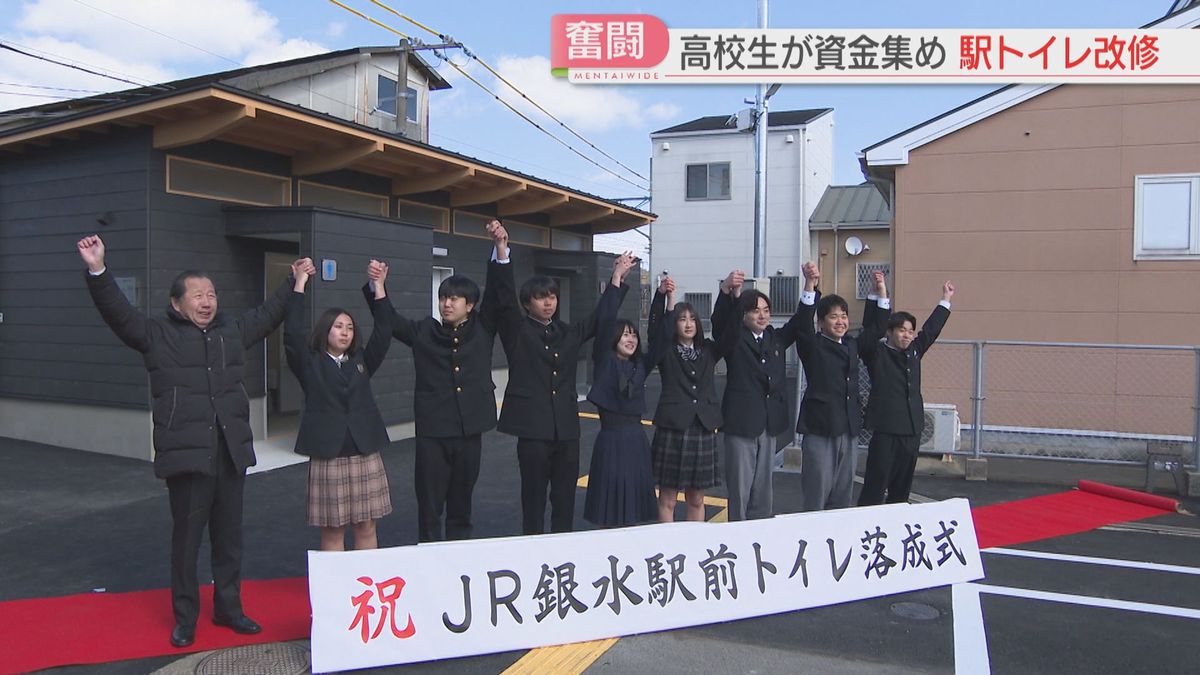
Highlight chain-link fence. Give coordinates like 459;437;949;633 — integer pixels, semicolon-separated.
704;313;1199;471
910;340;1199;469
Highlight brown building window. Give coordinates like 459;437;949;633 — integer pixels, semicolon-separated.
1135;174;1200;259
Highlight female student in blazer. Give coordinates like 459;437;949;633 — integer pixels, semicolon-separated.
582;252;656;527
285;261;394;551
645;275;723;523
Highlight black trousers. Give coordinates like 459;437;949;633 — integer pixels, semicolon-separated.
166;434;246;628
857;431;921;506
516;438;580;535
414;434;482;542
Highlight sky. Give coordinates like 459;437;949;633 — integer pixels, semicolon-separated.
0;1;1173;255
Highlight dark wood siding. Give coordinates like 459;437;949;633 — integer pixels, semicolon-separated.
311;210;430;426
0;127;152;408
147;145;287;399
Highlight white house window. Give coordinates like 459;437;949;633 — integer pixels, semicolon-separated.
685;162;730;200
377;75;419;122
1135;174;1200;259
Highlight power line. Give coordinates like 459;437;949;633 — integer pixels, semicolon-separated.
35;1;391;125
67;0;245;68
367;0;649;184
433;53;648;192
0;81;106;93
327;1;648;191
0;41;168;90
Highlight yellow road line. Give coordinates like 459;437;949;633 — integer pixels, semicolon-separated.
577;410;654;427
502;477;729;674
500;637;620;675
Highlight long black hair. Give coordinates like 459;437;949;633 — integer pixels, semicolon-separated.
310;307;361;355
670;302;706;344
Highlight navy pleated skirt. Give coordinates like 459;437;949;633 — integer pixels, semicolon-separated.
584;410;658;527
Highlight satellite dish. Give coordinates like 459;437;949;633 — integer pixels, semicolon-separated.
844;236;868;256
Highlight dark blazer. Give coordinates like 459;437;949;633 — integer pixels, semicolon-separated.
794;292;870;438
586;288;662;416
85;269;290;478
492;261;629;441
362;264;501;438
284;290;393;459
712;290;807;438
646;291;723;432
861;299;951;437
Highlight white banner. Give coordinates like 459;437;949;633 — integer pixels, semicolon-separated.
309;499;984;673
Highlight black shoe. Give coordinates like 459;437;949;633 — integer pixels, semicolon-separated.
170;624;195;648
212;614;262;635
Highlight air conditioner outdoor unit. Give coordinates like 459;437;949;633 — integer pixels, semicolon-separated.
919;403;960;454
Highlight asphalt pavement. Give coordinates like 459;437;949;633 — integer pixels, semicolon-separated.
2;376;1198;674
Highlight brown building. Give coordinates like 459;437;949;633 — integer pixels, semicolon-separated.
858;3;1200;475
808;184;892;328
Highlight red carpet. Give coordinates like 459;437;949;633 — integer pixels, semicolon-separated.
0;577;310;675
0;485;1176;674
971;487;1173;549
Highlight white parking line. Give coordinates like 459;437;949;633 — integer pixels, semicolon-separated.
952;583;992;675
984;548;1200;576
962;582;1200;620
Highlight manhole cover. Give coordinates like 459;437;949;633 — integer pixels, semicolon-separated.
195;642;310;675
890;601;941;620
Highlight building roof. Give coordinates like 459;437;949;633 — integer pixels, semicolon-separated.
0;47;450;126
0;82;653;233
859;5;1200;177
809;184;891;229
652;108;832;135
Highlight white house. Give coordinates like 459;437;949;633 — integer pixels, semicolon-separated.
649;109;834;314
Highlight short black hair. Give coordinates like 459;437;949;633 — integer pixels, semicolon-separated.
887;311;917;332
671;302;706;344
609;319;641;361
737;289;771;315
311;307;361;355
438;274;480;306
519;275;560;309
817;293;848;320
169;270;212;301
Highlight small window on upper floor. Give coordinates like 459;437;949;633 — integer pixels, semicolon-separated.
1135;174;1200;260
377;75;418;122
686;162;731;200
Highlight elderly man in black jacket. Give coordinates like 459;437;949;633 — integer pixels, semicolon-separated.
794;263;874;511
857;271;954;506
78;235;307;648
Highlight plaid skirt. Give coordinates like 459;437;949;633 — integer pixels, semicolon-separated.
307;453;393;527
651;421;720;490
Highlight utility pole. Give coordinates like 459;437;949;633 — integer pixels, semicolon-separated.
751;0;778;278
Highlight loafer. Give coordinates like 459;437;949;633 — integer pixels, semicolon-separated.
212;614;262;635
170;624;195;648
